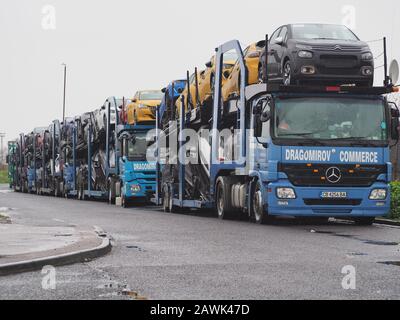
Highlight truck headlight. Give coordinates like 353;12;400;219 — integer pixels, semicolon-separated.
369;189;387;200
131;185;141;193
361;52;373;61
276;188;296;199
298;50;313;58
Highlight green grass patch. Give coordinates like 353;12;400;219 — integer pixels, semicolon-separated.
390;181;400;220
0;170;8;184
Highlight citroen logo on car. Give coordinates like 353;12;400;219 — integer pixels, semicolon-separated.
334;45;342;51
326;167;342;184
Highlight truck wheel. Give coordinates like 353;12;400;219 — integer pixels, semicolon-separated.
54;183;60;197
78;184;85;201
163;185;170;213
108;180;115;205
215;177;237;220
121;193;129;208
251;181;270;225
353;217;375;226
283;61;293;86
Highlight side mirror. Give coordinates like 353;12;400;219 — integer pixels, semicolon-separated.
275;36;284;46
101;105;106;110
389;103;400;140
6;155;9;164
177;88;184;94
261;109;271;123
132;99;137;103
391;117;400;140
161;87;167;93
254;117;262;138
205;61;212;68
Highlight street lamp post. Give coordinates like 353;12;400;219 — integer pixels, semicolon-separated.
62;63;67;124
0;132;5;165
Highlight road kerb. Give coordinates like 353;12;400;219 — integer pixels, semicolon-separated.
0;234;112;276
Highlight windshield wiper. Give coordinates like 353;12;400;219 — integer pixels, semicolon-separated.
278;133;327;146
329;137;382;147
312;37;339;40
279;132;317;137
330;137;369;140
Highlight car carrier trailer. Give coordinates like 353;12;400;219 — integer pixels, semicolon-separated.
154;39;399;225
7;141;17;189
64;97;156;206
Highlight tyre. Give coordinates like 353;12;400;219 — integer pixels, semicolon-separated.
78;184;84;201
210;73;215;92
353;217;375;226
108;180;115;205
163;185;170;213
120;183;129;208
258;64;264;83
250;181;270;225
215;176;238;220
283;61;293;86
54;182;60;198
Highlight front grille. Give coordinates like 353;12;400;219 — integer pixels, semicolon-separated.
311;45;363;52
279;163;387;187
318;67;360;75
320;55;358;68
304;199;362;206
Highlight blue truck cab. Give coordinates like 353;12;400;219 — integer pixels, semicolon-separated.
246;86;399;224
115;124;157;206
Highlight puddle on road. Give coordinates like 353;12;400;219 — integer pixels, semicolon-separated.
363;240;399;246
347;252;368;257
379;261;400;267
97;282;147;300
311;230;399;247
126;245;146;252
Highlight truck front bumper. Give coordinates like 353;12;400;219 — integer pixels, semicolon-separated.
124;181;156;200
267;181;390;217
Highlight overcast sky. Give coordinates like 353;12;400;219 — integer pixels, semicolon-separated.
1;0;399;141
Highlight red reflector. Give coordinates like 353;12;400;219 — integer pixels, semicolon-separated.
326;86;340;92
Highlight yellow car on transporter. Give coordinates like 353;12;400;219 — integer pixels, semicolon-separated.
221;40;266;102
126;90;164;125
176;51;238;117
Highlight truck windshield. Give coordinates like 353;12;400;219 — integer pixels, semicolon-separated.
126;133;149;161
273;97;387;144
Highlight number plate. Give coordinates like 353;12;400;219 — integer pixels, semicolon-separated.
320;192;348;199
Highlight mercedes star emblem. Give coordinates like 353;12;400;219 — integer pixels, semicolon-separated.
326;167;342;184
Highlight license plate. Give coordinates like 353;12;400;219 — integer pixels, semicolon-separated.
320;192;348;199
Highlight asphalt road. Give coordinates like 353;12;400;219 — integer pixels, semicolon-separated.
0;184;400;300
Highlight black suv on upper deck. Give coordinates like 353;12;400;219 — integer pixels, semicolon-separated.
259;24;374;87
